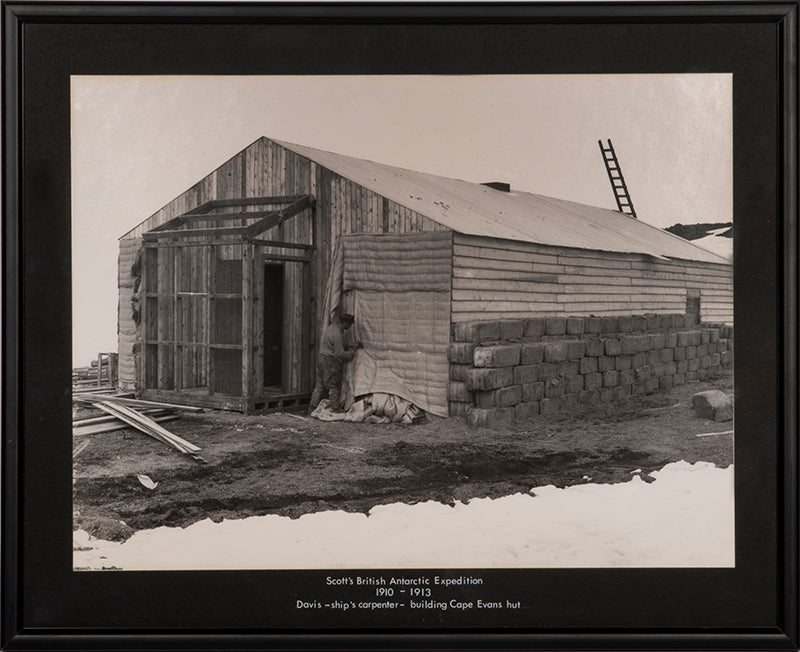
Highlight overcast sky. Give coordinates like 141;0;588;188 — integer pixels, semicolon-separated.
71;74;732;366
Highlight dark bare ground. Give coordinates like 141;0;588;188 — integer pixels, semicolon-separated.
73;372;733;541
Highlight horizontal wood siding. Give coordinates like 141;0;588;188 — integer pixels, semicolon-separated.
452;233;733;323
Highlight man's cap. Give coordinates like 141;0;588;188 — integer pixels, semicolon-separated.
340;313;355;322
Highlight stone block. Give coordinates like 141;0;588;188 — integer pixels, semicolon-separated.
631;315;647;331
665;332;677;348
616;384;632;399
676;360;688;374
467;408;495;427
475;390;497;408
580;389;600;405
496;385;523;407
696;344;708;357
565;374;584;394
539;363;560;380
559;393;580;410
545;378;565;398
597;356;614;372
615;355;633;371
649;333;666;350
521;342;545;365
684;313;698;327
515;401;540;419
688;359;700;372
473;344;522;368
700;330;710;344
458;320;501;343
644;378;660;393
707;328;720;343
635;366;651;381
721;351;733;366
448;382;473;402
566;317;585;335
619;369;635;386
545;317;567;336
659;375;674;390
604;338;623;356
700;356;712;369
585;317;603;334
711;353;721;367
603;370;619;387
720;325;733;339
523;317;546;340
633;352;648;368
560;362;580;376
660;348;674;363
580;357;598;375
674;347;686;362
689;331;702;346
686;370;698;382
585;339;604;357
544;341;569;363
568;340;586;360
449;401;472;418
601;317;619;334
499;320;525;341
540;398;559;416
692;390;733;422
495;407;516;423
522;382;545;402
665;361;677;376
617;316;633;332
646;314;661;330
599;387;616;402
677;331;692;347
670;314;686;328
647;351;660;366
673;373;686;386
621;336;639;355
449;363;470;382
448;342;476;364
584;372;603;391
653;363;666;377
514;365;540;385
686;346;697;360
466;367;514;391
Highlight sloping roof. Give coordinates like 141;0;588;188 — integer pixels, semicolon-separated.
273;138;730;265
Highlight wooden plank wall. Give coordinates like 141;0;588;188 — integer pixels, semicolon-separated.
121;137;449;399
452;232;733;324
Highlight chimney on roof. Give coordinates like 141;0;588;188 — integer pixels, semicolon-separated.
482;182;511;192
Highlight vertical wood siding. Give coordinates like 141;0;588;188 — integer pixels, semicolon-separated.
451;233;733;323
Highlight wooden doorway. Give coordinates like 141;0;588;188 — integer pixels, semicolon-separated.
263;263;284;389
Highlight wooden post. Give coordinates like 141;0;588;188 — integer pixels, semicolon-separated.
242;243;253;409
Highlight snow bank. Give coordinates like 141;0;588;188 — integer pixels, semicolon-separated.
74;460;734;570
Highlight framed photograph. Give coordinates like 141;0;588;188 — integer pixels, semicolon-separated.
3;2;797;650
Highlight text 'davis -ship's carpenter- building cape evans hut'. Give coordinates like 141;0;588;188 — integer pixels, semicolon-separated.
117;137;732;419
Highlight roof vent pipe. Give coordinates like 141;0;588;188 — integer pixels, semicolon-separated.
481;182;511;192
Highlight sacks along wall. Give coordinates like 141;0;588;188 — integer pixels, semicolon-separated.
447;314;733;423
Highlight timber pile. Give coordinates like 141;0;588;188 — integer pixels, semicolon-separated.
73;353;118;388
73;393;207;463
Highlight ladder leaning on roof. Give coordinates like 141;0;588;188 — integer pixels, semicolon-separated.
598;138;637;219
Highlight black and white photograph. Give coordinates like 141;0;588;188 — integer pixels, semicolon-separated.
70;74;736;572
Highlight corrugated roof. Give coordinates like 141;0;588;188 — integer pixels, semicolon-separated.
274;138;730;265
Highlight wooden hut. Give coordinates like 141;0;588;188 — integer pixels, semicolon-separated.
118;137;732;415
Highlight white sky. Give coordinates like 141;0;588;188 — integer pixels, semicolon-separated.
71;74;732;367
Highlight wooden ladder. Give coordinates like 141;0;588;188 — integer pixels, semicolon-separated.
598;139;637;219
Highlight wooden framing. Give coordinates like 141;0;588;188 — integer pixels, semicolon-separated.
139;196;315;413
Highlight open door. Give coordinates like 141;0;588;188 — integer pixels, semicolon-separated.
263;263;284;389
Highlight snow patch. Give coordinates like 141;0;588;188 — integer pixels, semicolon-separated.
74;460;734;570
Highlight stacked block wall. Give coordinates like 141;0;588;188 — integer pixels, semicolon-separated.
447;314;733;425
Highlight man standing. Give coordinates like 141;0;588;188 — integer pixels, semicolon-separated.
309;312;362;411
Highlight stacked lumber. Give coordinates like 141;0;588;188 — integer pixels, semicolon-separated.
72;394;206;463
73;353;118;388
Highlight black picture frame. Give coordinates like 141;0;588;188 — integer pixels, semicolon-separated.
2;2;798;650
